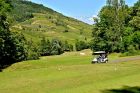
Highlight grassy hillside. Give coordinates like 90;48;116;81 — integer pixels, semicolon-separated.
10;0;92;44
1;49;140;93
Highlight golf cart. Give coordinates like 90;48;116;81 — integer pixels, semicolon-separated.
91;51;108;64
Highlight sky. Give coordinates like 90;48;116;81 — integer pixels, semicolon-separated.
30;0;138;24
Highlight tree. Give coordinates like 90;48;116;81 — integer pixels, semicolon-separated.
91;0;130;52
133;31;140;49
75;40;88;51
91;0;140;55
0;0;27;68
50;39;64;55
40;37;51;56
39;38;73;56
26;39;40;60
129;0;140;31
63;40;73;51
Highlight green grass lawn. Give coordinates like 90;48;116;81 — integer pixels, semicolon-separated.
0;50;140;93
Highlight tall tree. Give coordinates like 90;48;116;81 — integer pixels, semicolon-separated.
91;0;129;52
40;37;51;56
51;39;64;55
0;0;27;68
108;0;126;42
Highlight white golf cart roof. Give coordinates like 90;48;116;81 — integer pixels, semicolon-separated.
93;51;106;55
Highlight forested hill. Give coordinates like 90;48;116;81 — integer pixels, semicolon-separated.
9;0;61;22
9;0;92;43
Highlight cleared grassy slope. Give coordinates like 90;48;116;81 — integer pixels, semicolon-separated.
10;0;92;44
12;13;92;44
1;50;140;93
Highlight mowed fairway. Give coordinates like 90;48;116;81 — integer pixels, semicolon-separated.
0;50;140;93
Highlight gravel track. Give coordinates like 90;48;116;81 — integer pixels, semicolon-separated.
111;56;140;63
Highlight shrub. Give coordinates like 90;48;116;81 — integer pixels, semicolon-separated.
75;40;89;51
120;45;140;57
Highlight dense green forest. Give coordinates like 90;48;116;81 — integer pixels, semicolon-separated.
91;0;140;56
8;0;59;23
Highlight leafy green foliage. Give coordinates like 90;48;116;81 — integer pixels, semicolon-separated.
9;0;55;23
50;39;64;55
39;38;74;56
63;40;73;51
40;37;51;56
91;0;140;55
0;0;27;67
75;40;89;51
26;39;40;60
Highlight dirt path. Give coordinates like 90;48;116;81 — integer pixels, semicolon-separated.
111;56;140;63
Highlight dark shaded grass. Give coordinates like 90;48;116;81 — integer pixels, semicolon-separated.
102;86;140;93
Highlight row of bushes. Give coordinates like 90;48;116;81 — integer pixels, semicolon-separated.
39;38;73;56
29;38;89;60
40;38;90;55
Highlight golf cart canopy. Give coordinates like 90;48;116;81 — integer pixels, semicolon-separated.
93;51;106;55
91;51;108;63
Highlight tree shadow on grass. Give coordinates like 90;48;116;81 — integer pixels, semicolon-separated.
0;59;16;72
102;86;140;93
0;64;12;72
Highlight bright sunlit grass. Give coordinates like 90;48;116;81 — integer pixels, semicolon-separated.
0;50;140;93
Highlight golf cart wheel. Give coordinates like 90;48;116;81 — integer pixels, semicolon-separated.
91;61;96;64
